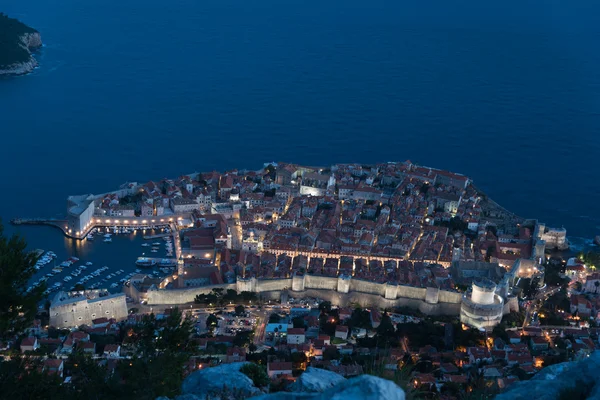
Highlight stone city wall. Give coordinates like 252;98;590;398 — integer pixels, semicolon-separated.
304;275;338;291
350;279;386;297
146;283;236;305
281;289;462;315
256;278;293;292
142;273;502;324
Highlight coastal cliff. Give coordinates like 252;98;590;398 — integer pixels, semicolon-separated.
0;13;42;76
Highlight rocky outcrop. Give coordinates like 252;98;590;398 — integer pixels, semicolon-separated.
251;374;406;400
496;351;600;400
0;32;42;76
160;365;405;400
287;367;346;393
180;362;263;400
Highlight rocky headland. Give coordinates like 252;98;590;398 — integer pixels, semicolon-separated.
0;13;42;76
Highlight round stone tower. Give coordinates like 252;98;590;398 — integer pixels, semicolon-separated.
471;279;497;304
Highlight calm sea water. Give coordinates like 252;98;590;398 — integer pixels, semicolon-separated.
2;0;600;265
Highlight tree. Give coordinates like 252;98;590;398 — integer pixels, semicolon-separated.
73;283;85;291
377;312;396;338
233;330;254;347
240;363;269;388
318;301;332;314
492;324;509;343
292;316;305;329
206;314;218;332
0;222;45;340
323;346;340;361
248;343;257;353
349;306;372;329
235;305;245;316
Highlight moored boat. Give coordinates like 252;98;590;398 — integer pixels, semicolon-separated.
135;257;157;267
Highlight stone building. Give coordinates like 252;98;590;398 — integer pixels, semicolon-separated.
49;290;128;328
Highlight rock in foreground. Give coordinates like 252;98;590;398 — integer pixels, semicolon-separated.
164;365;405;400
288;367;347;393
252;374;405;400
181;362;263;400
496;351;600;400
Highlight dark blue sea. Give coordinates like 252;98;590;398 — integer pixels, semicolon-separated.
2;0;600;275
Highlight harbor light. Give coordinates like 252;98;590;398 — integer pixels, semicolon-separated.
114;220;119;224
124;220;128;224
142;220;147;224
160;219;164;222
133;221;138;224
105;219;111;223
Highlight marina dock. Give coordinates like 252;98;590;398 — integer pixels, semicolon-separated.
143;233;171;240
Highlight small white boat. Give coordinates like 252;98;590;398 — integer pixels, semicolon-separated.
142;243;150;247
104;238;112;243
85;262;93;266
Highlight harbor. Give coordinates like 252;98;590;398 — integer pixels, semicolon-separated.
25;226;181;296
11;213;191;240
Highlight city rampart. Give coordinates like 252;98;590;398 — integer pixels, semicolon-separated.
280;289;462;315
350;278;386;296
304;275;338;291
146;283;235;305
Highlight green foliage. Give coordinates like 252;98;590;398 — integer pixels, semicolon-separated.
194;289;257;306
292;316;305;329
240;363;269;388
235;304;245;316
502;311;525;327
206;313;218;331
318;301;332;313
268;313;281;323
0;14;38;67
0;356;66;399
580;251;600;269
349;306;372;330
233;330;254;347
376;312;398;347
436;216;468;232
323;346;340;361
0;221;46;340
492;324;509;342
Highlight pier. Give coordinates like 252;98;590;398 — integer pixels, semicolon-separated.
143;233;171;240
11;218;69;235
